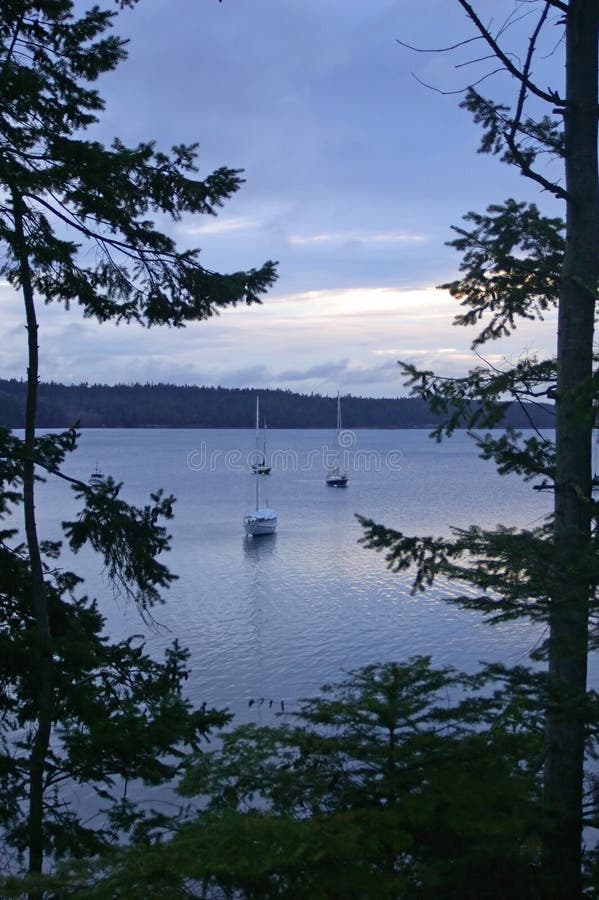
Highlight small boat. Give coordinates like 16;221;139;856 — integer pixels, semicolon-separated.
251;396;271;475
88;465;106;488
245;397;277;536
326;464;349;488
326;392;348;487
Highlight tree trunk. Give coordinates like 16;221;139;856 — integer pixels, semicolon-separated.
544;2;599;896
11;188;53;883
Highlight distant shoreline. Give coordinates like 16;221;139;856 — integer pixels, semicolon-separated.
32;424;555;431
0;378;555;431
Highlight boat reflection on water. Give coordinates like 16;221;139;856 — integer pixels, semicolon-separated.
243;531;277;561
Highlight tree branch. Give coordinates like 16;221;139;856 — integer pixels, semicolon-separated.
455;0;565;106
509;3;552;148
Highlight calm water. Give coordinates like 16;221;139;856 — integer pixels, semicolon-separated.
31;428;556;725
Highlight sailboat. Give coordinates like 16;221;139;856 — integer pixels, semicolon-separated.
251;396;271;475
326;392;349;487
244;397;277;536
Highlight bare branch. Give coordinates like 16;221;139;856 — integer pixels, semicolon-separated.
510;3;552;147
396;35;482;54
455;0;565;106
412;67;506;97
455;54;505;70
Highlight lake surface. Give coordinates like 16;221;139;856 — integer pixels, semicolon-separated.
31;427;558;725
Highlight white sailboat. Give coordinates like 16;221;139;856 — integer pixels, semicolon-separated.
326;392;348;487
244;397;277;536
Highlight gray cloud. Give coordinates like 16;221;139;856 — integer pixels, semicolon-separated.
4;2;562;398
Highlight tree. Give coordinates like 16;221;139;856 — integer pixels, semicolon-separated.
361;2;598;895
0;0;276;885
50;659;547;899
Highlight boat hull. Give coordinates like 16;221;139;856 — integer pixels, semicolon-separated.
251;464;271;475
244;517;277;536
326;475;348;487
244;508;277;536
326;464;348;487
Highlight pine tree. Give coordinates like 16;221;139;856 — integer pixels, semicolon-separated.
0;0;276;884
362;3;598;895
49;659;547;898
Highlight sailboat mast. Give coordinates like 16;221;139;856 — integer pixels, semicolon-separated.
255;396;260;510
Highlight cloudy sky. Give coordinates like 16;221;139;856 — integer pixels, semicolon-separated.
4;0;564;397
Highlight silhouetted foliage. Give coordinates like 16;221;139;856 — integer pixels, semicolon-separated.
365;3;599;896
53;659;551;899
0;0;274;885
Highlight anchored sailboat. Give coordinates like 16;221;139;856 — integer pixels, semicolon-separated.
244;397;277;536
326;392;348;487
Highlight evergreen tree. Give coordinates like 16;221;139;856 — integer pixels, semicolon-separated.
0;0;276;885
362;3;598;895
54;659;547;899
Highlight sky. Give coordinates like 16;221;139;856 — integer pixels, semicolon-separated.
3;0;565;397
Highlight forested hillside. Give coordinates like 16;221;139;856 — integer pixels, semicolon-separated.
0;379;555;429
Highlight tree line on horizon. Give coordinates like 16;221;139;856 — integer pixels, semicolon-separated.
0;378;555;430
